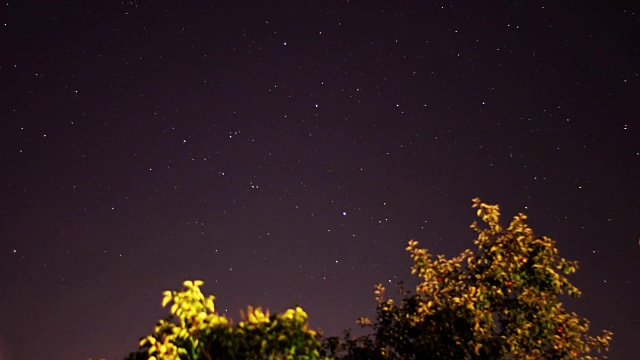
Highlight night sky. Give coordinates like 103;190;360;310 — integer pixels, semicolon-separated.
1;1;639;359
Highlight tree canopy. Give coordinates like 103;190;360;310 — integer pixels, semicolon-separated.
124;280;325;360
124;198;612;360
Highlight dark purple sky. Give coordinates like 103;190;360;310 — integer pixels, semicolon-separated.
1;1;638;359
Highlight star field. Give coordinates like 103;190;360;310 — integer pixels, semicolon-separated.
1;2;639;359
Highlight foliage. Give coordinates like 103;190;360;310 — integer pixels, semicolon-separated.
321;327;382;360
328;198;612;359
125;280;326;360
125;198;612;360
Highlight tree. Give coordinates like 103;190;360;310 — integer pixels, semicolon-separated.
330;198;612;359
125;280;326;360
125;198;612;359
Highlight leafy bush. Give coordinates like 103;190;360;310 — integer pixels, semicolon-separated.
126;280;326;360
125;198;612;360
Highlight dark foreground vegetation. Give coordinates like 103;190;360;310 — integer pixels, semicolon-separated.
119;199;612;360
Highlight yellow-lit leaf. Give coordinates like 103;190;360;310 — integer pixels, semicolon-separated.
162;294;172;307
